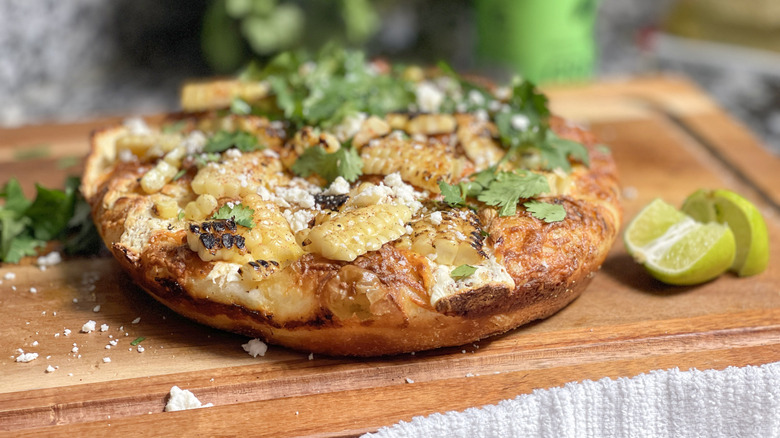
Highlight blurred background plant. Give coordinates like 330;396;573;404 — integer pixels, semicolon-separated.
201;0;381;73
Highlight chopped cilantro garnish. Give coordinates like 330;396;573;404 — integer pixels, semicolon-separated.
172;169;187;181
0;177;102;263
161;120;187;134
291;146;363;184
438;180;467;208
211;204;255;228
523;200;567;223
194;152;221;167
477;171;550;217
451;264;478;280
240;45;416;129
230;97;252;115
130;336;146;346
204;130;264;153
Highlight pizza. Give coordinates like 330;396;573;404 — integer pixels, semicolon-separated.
81;49;621;356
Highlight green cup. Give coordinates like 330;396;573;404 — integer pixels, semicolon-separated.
476;0;600;84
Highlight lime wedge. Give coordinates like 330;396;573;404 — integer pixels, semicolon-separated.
625;199;736;285
682;189;769;276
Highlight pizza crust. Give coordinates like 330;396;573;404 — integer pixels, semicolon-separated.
82;114;621;356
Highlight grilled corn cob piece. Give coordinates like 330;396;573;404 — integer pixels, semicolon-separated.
302;204;412;261
405;114;457;136
361;138;472;193
454;114;505;171
407;210;487;266
181;79;270;112
191;151;287;199
186;194;304;266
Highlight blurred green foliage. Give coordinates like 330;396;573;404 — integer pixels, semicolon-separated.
202;0;380;73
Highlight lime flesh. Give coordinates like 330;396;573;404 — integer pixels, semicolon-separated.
625;199;736;285
682;189;769;277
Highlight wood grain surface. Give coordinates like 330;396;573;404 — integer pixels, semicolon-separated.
1;76;779;437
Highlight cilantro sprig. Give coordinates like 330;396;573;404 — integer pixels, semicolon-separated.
204;130;265;153
211;204;255;229
438;169;565;222
240;45;416;129
0;177;102;263
291;145;363;184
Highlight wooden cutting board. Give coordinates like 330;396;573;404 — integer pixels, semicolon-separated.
1;76;779;437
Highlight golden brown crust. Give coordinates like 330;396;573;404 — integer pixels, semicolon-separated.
82;113;621;357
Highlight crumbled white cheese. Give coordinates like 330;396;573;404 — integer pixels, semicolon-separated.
282;209;315;234
242;338;268;358
131;317;141;324
428;257;516;305
405;378;415;384
323;176;351;196
100;324;109;332
511;114;530;131
256;185;275;202
36;251;62;267
118;149;135;162
468;90;485;106
332;112;367;142
45;365;56;373
29;287;37;294
31;341;38;347
93;305;101;313
165;386;213;412
137;345;145;353
123;117;152;135
429;211;443;225
224;148;243;159
275;186;315;209
15;351;38;363
416;81;444;113
262;148;280;159
103;357;111;363
494;86;511;100
71;346;79;353
182;130;207;155
81;320;96;333
3;272;15;281
383;173;423;213
63;329;71;336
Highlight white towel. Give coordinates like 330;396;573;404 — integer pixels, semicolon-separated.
365;361;780;438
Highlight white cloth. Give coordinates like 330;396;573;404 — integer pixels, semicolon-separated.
365;361;780;438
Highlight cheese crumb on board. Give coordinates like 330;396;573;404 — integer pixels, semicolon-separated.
15;351;38;363
164;386;213;412
45;365;56;373
242;338;268;358
81;320;96;333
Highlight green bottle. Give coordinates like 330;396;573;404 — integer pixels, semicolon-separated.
476;0;600;84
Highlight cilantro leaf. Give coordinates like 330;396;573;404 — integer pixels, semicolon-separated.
538;131;590;172
291;146;363;184
477;171;550;217
1;178;32;213
230;97;252;115
25;180;78;241
161;120;187;134
523;200;567;223
0;176;101;262
438;180;466;207
451;264;477;280
130;336;146;346
204;130;264;153
211;204;255;229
